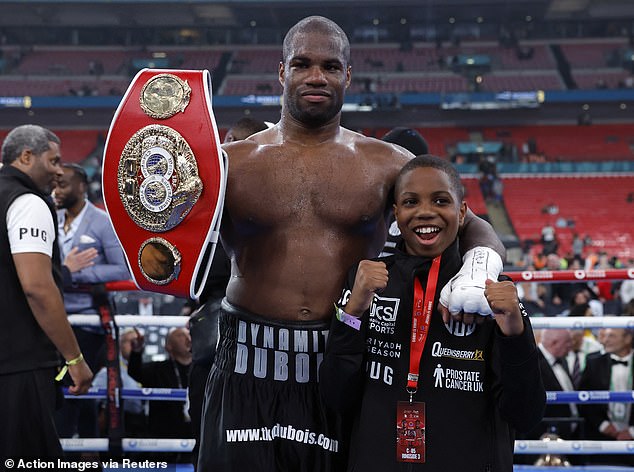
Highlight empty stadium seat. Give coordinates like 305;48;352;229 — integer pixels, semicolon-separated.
503;175;634;258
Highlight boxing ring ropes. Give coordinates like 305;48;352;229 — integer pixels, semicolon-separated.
62;268;634;468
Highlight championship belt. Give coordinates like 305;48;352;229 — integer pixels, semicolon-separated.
102;68;226;300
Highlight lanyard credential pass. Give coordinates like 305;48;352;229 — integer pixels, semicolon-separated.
406;255;441;401
397;255;441;464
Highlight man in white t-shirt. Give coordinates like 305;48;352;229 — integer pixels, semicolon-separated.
0;124;93;459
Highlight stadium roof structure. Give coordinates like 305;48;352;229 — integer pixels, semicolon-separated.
0;0;632;31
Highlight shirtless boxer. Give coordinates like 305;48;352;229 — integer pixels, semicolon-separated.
197;16;504;472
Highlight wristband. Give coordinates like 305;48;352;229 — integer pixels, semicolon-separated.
55;353;84;382
334;305;362;331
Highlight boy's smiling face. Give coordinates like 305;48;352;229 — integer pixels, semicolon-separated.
393;166;466;258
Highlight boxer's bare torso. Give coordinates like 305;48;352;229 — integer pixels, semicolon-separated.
222;126;410;321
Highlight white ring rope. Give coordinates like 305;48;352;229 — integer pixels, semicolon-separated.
66;275;634;458
61;438;195;452
67;315;634;330
68;314;187;328
58;437;634;455
514;439;634;455
66;387;634;404
531;316;634;330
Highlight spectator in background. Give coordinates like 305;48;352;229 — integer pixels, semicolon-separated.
128;326;193;442
223;116;269;143
53;162;130;439
114;291;189;316
558;284;602;319
568;301;593;318
566;327;602;389
0;124;93;458
93;328;146;437
579;328;634;466
137;294;154;316
541;203;559;215
517;269;547;317
619;270;634;309
571;233;585;261
529;329;580;440
532;251;548;270
540;223;558;255
543;253;571;315
595;252;617;307
478;154;500;203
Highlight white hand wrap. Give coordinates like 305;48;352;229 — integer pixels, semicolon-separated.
439;246;503;316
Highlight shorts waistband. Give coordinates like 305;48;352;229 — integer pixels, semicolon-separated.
221;299;331;331
216;300;330;384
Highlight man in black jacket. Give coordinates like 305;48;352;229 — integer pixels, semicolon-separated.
531;329;580;439
0;124;93;459
578;328;634;466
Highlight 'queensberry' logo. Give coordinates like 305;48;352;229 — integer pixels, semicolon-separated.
431;341;484;361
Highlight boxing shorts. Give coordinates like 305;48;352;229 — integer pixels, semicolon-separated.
102;68;226;300
197;300;346;472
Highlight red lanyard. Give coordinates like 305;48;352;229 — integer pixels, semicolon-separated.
407;255;441;402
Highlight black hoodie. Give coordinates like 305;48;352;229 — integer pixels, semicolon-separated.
320;240;545;471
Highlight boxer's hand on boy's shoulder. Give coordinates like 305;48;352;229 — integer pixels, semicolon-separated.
345;260;388;317
484;279;524;336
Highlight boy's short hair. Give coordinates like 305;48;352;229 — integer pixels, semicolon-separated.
395;154;464;201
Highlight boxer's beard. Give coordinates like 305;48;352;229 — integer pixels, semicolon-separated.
287;93;342;128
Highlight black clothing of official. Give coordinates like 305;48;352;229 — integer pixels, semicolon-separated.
0;165;64;459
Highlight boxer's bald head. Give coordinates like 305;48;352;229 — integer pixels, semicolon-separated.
283;16;350;65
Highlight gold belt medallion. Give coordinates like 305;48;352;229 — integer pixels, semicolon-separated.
117;124;203;232
138;237;182;285
139;73;191;119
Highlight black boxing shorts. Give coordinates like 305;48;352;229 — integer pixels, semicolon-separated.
197;300;346;472
102;68;226;300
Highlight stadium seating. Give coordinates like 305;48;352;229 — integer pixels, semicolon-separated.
220;75;281;95
0;77;129;96
367;124;634;162
502;175;634;258
228;48;280;74
2;38;633;98
0;129;102;163
558;39;628;69
478;71;564;92
572;69;632;89
462;177;489;216
481;124;634;161
11;45;223;77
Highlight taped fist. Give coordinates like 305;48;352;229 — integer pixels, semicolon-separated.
484;279;524;336
346;260;389;316
439;246;503;324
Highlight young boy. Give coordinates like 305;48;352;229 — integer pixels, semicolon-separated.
320;155;545;471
